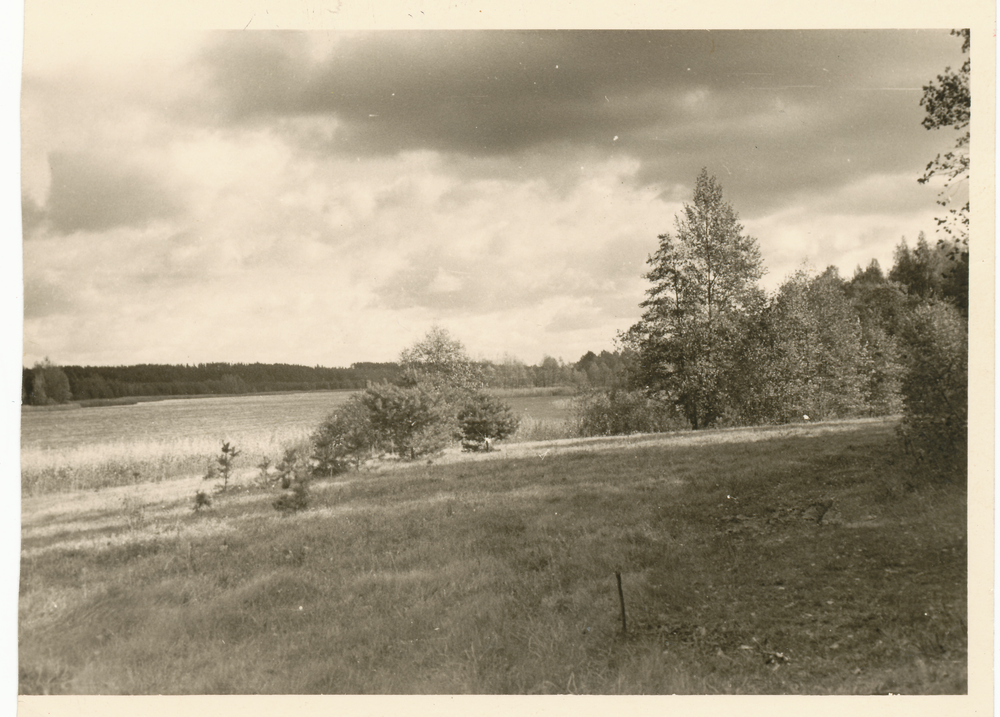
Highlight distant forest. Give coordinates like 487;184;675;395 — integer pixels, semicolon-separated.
21;352;628;404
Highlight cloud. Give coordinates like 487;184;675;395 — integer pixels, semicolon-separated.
18;28;969;367
194;31;706;155
369;157;667;316
177;29;966;236
22;276;73;320
42;152;184;235
545;303;604;333
191;31;960;171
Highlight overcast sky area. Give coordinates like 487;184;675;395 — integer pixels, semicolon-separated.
21;26;969;368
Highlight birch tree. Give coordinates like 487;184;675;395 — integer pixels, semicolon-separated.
627;169;765;428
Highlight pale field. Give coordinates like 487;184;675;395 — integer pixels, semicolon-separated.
20;391;576;495
21;392;355;494
21;391;357;451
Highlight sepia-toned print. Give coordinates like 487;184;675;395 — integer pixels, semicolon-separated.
20;22;975;697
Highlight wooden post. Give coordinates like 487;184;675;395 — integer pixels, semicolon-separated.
615;571;627;634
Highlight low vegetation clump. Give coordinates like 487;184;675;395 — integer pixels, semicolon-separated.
458;392;520;451
574;389;688;436
310;398;374;474
18;418;967;694
308;327;523;466
273;477;311;514
192;490;212;511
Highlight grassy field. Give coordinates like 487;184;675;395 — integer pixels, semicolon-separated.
21;392;576;495
19;417;967;694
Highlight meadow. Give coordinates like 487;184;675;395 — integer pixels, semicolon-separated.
20;391;576;495
18;417;967;694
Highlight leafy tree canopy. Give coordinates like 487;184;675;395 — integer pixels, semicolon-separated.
919;29;970;242
399;325;483;392
626;168;765;428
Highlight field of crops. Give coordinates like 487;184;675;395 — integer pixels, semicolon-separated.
20;391;576;495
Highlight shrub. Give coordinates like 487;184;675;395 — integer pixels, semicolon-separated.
359;381;456;460
274;446;306;487
311;396;375;474
896;300;968;480
457;392;520;451
574;389;689;437
274;478;311;514
193;490;212;511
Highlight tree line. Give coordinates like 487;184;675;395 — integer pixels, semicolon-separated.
623;207;966;428
612;166;966;480
608;32;969;480
22;361;394;404
21;352;629;405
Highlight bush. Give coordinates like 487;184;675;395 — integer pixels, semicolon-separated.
274;478;311;513
193;490;212;511
896;300;968;480
359;381;457;460
311;397;374;474
574;389;689;437
457;392;520;451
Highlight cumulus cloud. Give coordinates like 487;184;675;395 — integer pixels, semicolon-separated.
190;30;957;189
19;28;970;367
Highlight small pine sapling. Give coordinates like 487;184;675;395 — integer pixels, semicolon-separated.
255;456;272;486
275;447;300;489
458;391;520;451
204;441;241;491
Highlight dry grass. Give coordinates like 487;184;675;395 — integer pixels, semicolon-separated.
19;417;967;695
507;417;574;443
489;387;578;398
22;392;579;495
21;427;313;496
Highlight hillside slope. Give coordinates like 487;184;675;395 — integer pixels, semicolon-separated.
20;418;968;694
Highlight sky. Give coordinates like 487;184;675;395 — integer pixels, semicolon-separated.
20;21;970;369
